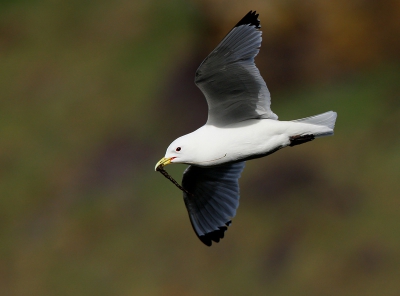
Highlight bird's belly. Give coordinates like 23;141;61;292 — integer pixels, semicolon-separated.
228;133;288;162
206;120;290;165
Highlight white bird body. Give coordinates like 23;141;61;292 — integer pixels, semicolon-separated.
166;112;336;167
155;11;337;246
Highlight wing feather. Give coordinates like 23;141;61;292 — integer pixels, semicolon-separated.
195;11;278;127
182;162;245;246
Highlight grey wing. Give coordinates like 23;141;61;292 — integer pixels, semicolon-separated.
195;11;278;127
182;162;245;246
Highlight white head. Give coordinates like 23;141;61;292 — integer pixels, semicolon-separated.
165;134;199;164
155;128;230;170
155;133;199;170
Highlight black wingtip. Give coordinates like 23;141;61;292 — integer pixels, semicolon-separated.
234;10;260;29
198;221;232;247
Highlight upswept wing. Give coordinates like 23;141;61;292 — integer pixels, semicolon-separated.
182;162;245;246
195;11;278;127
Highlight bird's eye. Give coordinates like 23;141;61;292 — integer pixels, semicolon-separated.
176;147;181;152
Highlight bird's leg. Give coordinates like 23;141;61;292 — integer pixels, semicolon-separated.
156;166;194;196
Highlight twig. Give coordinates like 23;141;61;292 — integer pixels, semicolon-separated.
156;166;193;196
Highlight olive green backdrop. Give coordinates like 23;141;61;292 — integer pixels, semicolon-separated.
1;0;399;295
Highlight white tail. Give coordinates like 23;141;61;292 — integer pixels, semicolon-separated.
292;111;337;137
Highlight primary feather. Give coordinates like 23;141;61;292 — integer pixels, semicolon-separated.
182;162;245;246
195;11;278;127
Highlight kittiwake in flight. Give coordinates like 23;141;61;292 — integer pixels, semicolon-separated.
155;10;337;246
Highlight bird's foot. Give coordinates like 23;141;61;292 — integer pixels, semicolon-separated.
289;134;315;147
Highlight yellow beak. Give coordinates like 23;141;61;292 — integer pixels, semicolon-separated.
155;157;174;171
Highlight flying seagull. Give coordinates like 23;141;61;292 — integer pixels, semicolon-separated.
155;11;337;246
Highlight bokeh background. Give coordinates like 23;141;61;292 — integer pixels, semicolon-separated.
1;0;399;295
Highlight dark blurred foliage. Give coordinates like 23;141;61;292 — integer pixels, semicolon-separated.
0;0;399;295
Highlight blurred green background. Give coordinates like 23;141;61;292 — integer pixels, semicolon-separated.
1;0;399;295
